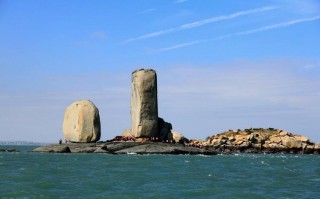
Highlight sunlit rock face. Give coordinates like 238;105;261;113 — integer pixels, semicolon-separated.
130;69;158;138
63;100;101;143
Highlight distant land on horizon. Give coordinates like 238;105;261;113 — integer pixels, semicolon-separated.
0;141;50;146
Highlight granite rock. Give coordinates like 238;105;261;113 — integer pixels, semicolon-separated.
63;100;101;143
130;69;158;138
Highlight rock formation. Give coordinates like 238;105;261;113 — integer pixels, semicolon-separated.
63;100;101;143
172;131;189;143
130;69;158;138
199;128;320;154
158;117;172;141
33;142;218;155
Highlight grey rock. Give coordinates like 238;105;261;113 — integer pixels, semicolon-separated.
33;142;218;155
158;117;172;141
33;144;71;153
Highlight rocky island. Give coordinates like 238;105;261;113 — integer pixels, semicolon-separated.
33;69;319;155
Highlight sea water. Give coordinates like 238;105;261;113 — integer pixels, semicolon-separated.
0;145;320;199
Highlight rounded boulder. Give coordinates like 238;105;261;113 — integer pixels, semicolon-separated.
63;100;101;143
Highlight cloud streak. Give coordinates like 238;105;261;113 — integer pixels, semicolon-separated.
157;40;206;51
235;15;320;36
139;8;156;14
156;15;320;51
180;6;276;29
122;6;276;44
174;0;188;3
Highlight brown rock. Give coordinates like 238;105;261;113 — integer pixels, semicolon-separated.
269;135;282;144
281;136;302;149
293;135;309;142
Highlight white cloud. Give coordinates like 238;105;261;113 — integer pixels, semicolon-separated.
122;6;276;44
155;15;320;51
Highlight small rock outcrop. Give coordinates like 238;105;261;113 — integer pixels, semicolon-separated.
63;100;101;143
130;69;158;138
158;117;172;141
201;128;319;154
172;131;189;143
33;142;218;155
0;148;19;152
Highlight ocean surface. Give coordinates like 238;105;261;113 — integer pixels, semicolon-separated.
0;145;320;199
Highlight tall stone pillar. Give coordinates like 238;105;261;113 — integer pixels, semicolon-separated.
131;69;158;138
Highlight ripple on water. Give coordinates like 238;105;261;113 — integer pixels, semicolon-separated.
1;148;320;198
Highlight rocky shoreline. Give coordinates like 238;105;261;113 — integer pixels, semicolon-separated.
32;142;218;155
32;128;320;155
0;148;20;153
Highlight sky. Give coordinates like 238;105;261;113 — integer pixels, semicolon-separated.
0;0;320;143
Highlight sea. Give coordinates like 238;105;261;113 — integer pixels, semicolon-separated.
0;145;320;199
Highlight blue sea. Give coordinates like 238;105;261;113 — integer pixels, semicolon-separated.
1;145;320;199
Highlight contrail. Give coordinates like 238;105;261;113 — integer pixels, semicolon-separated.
122;6;277;44
156;15;320;52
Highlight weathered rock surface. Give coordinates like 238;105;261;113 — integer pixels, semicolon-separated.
200;128;320;154
63;100;101;143
32;142;218;155
131;69;158;138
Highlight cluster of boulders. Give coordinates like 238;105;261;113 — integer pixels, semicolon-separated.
198;128;320;154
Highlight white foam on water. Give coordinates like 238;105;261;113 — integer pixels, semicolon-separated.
284;167;295;172
185;160;189;163
196;154;210;157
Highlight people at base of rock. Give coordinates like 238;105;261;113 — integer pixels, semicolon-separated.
111;135;179;144
112;135;137;142
59;139;62;144
184;140;204;148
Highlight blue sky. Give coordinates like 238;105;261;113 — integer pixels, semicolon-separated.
1;0;320;143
